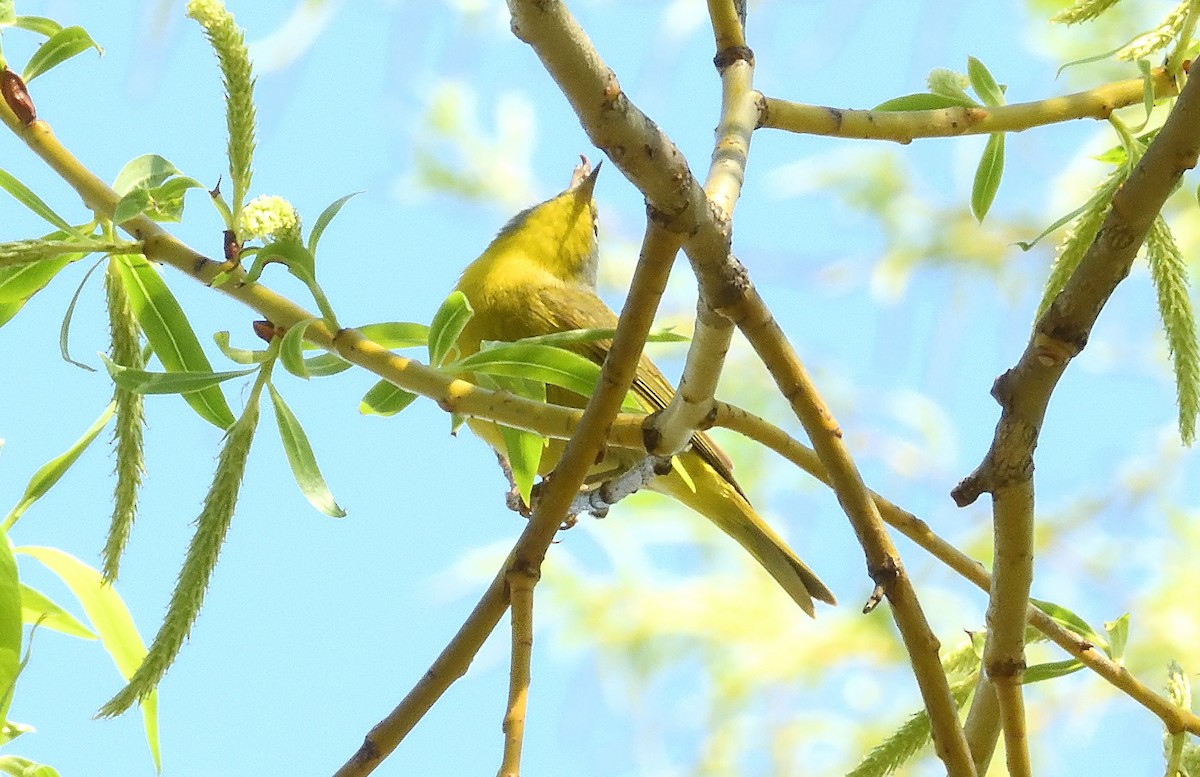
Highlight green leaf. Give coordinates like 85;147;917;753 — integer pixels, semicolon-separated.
11;16;64;38
21;25;103;82
506;327;688;348
112;155;182;196
1015;199;1093;251
267;384;346;518
0;531;23;726
0;254;76;304
213;331;270;365
58;258;104;371
3;403;115;530
1022;658;1084;684
0;3;14;25
299;353;353;377
359;379;419;417
307;192;362;255
243;240;315;286
1104;613;1129;663
0;755;63;777
1030;598;1108;650
966;56;1006;107
0;300;25;329
448;343;604;399
279;318;318;380
355;321;429;350
873;93;978;111
112;254;236;429
112;189;153;225
111;158;203;225
494;376;547;506
101;354;257;395
0;168;79;234
428;291;473;366
971;133;1005;222
16;546;159;772
140;176;205;222
19;584;95;639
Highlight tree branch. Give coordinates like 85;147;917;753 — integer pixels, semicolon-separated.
759;68;1177;142
945;62;1200;777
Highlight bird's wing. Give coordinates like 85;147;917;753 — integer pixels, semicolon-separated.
539;285;743;495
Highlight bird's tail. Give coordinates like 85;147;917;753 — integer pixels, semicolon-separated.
652;454;835;617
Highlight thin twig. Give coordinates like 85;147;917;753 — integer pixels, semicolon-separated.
962;672;1001;775
498;566;535;777
651;0;752;456
986;481;1035;777
759;68;1177;143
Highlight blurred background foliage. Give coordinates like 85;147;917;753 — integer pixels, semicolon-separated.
3;0;1198;774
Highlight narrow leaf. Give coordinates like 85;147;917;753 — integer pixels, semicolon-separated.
307;192;362;255
873;93;977;111
19;584;95;639
3;403;115;530
966;56;1005;107
212;331;269;365
428;291;473;366
1030;598;1108;650
21;26;103;82
299;353;352;377
0;254;76;304
17;546;159;771
449;342;604;399
359;379;419;416
354;321;429;350
267;384;346;517
1104;613;1130;663
971;133;1005;222
0;531;23;726
101;354;257;395
506;327;688;348
58;258;104;371
0;755;62;777
494;376;546;506
12;16;64;37
112;254;235;428
1023;658;1084;684
0;168;78;233
279;318;317;380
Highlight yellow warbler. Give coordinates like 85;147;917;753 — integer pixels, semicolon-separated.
453;159;834;615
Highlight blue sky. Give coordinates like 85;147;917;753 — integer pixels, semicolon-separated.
1;1;1197;775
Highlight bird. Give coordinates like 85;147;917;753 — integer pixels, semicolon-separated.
451;158;834;615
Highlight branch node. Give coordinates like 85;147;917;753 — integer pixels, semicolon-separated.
863;556;901;613
713;45;754;72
